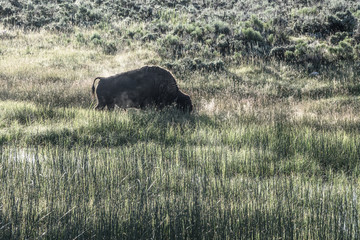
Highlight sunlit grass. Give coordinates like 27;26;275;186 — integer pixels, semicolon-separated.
1;27;360;239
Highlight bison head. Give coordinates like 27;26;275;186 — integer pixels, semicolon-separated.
176;91;193;113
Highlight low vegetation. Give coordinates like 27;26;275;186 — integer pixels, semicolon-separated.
1;0;360;239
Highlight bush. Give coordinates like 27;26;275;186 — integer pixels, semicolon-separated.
141;33;159;42
284;50;295;61
164;34;181;46
190;26;205;41
102;41;117;55
90;33;102;45
166;58;225;72
296;17;328;36
214;21;231;35
270;46;295;60
355;44;360;59
329;32;348;45
338;40;354;59
216;34;230;55
245;15;265;33
327;10;357;34
329;39;355;60
159;34;184;59
76;33;87;44
173;24;185;36
242;27;263;42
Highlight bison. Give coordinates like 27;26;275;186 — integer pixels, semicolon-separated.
92;66;193;112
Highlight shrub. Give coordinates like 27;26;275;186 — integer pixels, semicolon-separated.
284;50;295;61
141;33;159;42
329;39;355;60
173;24;185;36
247;15;265;33
292;41;330;67
216;34;230;55
185;23;196;34
327;10;357;34
76;33;87;44
164;34;181;46
190;26;205;41
90;33;102;45
214;21;231;35
154;21;169;33
242;27;263;42
102;41;117;55
75;4;101;26
267;34;274;45
354;25;360;43
160;34;184;59
270;46;295;60
338;40;354;59
329;32;348;45
297;17;328;36
355;44;360;59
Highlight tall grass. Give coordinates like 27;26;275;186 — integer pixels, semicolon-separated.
1;143;359;239
1;13;360;239
1;99;360;239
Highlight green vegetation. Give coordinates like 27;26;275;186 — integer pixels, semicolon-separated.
1;0;360;239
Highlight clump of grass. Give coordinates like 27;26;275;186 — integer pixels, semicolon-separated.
0;102;75;125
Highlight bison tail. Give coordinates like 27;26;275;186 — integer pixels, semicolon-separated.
91;77;101;99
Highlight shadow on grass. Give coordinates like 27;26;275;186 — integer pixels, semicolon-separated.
25;108;220;148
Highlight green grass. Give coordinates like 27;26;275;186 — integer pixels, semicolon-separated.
1;5;360;238
1;142;360;239
1;98;360;239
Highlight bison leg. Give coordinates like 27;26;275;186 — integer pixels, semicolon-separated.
103;96;115;111
107;102;115;111
94;101;106;110
94;97;106;110
94;102;106;110
94;96;109;110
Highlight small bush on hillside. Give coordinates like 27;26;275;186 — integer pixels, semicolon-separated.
354;25;360;43
355;44;360;59
292;41;330;69
242;27;264;43
141;33;159;42
76;33;87;44
216;34;231;55
245;15;265;33
190;26;205;42
327;10;357;34
173;24;185;36
159;34;184;59
329;39;355;60
163;34;181;46
329;32;348;45
90;33;102;45
284;50;295;61
213;21;231;35
270;46;295;60
102;41;117;55
154;21;169;33
294;17;328;36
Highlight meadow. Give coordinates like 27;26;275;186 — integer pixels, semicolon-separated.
1;0;360;239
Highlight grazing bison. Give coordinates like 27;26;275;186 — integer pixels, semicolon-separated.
92;66;193;112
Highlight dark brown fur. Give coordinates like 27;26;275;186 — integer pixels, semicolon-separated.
92;66;193;112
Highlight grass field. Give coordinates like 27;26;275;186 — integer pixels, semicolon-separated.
1;0;360;239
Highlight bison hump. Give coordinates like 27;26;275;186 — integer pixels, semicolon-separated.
142;66;179;95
